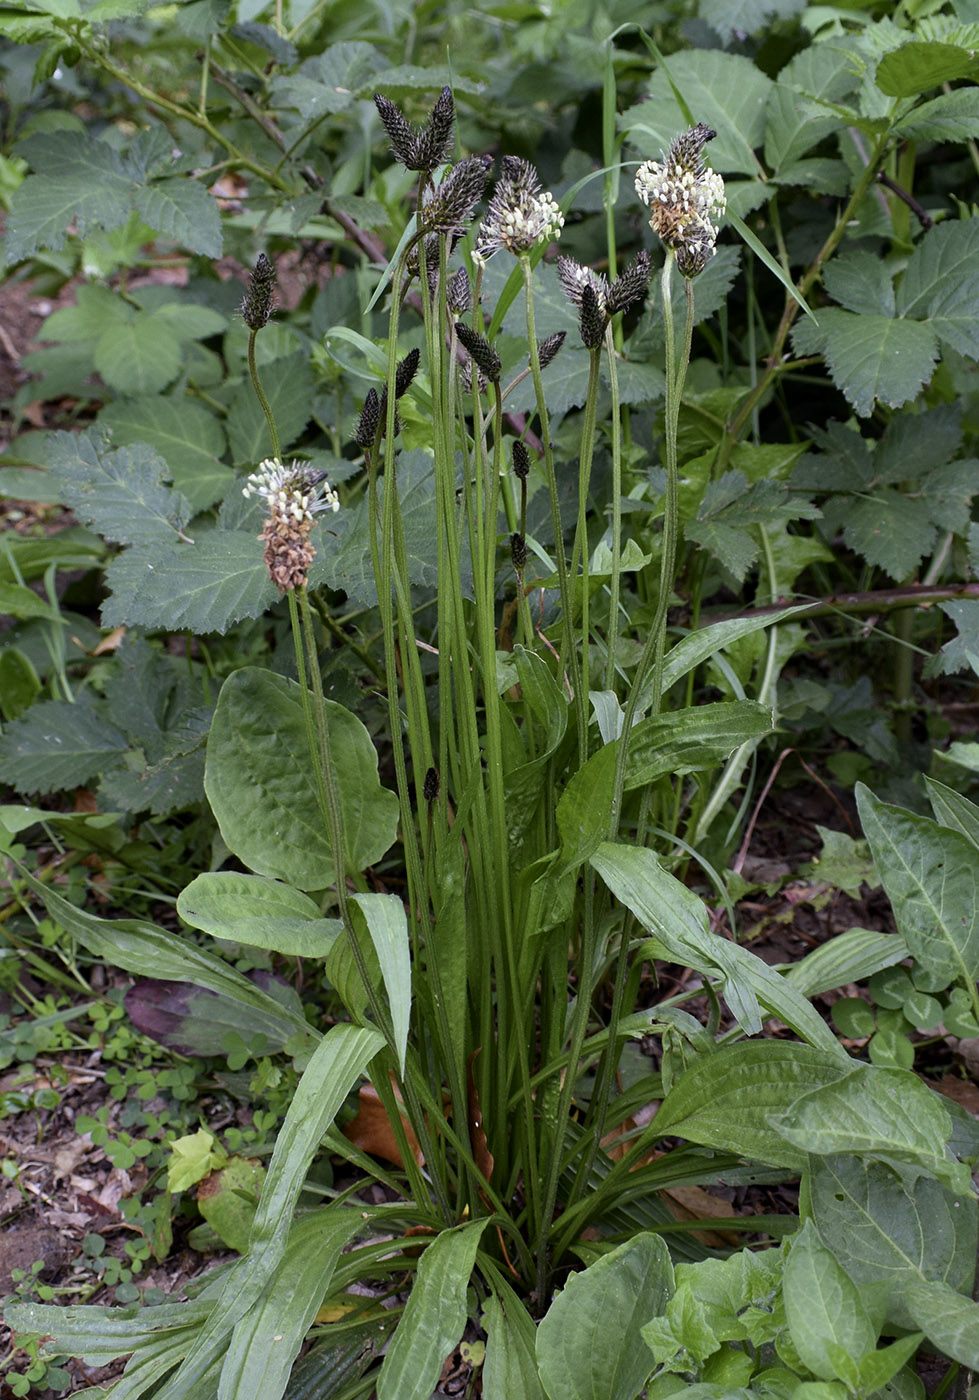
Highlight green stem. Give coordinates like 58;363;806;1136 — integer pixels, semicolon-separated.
247;330;280;462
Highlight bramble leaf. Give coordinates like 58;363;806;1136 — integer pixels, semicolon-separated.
791;309;938;417
896;218;979;359
0;694;128;794
45;431;192;546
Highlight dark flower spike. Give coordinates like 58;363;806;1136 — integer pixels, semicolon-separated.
354;388;381;448
420;156;490;236
512;440;530;479
241;252;276;331
537;331;566;370
395;348;421;399
456;322;502;382
607;249;652;316
415;86;455;172
373;87;454;173
511;532;527;570
557;255;607;310
579;282;606;349
423;766;440;802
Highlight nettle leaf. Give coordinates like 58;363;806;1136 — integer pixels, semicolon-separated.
94;311;183;395
134;176;222;258
45;431;192;546
792;309;938;418
101;529;278;633
822;249;895;317
98;396;232;514
621;50;772;175
925;598;979;677
876;41;979;98
5;126;224;264
836;487;941;581
896;87;979;142
685;472;820;582
896;218;979;359
227;352;314;464
0;693;128;794
6;129;133;262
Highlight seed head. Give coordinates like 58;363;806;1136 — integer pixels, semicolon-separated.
635;123;725;277
395;348;421;399
578;282;606;349
448;267;472;314
374;87;455;173
354;388;382;448
473;156;564;262
607;249;652;316
242;458;340;593
241;252;276;331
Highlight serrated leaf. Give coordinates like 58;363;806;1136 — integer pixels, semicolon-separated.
686;473;819;583
699;0;806;39
925;598;979;677
621;50;772;175
895;87;979;142
876;41;979;98
99;747;207;817
823;249;895;316
101;530;277;633
134;176;222;257
765;81;838;170
792;309;938;417
0;694;128;793
5;130;133;262
896;218;979;359
94;313;183;395
839;488;939;581
45;431;191;545
227;352;314;464
98;396;231;513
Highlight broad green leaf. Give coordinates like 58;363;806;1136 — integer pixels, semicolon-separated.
5;129;133;262
94;313;183;395
13;861;312;1042
0;580;63;621
376;1221;489;1400
227;352;314;464
483;1282;547;1400
903;1280;979;1368
896;218;979;359
0;694;128;793
204;667;399;891
876;41;979;98
535;1234;671;1400
45;431;192;546
621;50;771;175
165;1022;385;1398
178;873;343;957
791;309;938;418
590;842;845;1051
0;646;41;720
774;1064;969;1193
220;1209;364;1399
98;396;231;513
808;1155;978;1329
197;1156;265;1252
784;926;909;998
784;1221;875;1383
349;893;411;1074
895;87;979;142
649;1041;851;1168
3;1298;215;1365
101;531;278;633
923;777;979;850
134;176;222;258
856;783;979;991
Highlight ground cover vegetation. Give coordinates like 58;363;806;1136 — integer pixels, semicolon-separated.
1;0;979;1393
